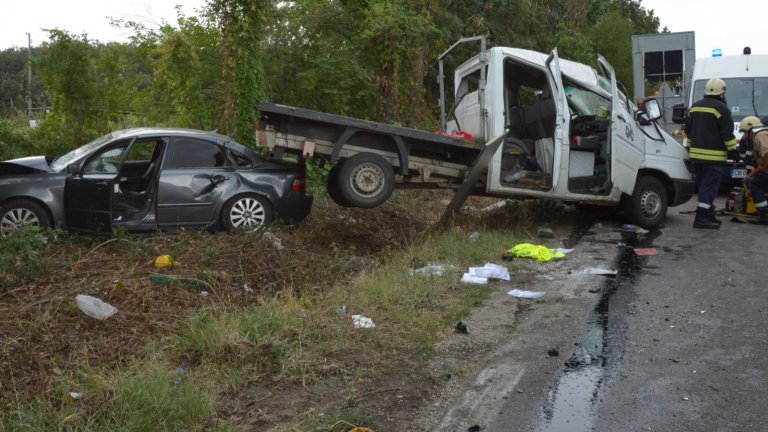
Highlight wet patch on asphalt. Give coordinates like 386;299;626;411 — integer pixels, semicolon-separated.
533;226;658;432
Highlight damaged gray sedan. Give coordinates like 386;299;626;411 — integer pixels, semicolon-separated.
0;128;313;236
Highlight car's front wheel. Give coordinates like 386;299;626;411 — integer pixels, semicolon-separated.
0;199;51;237
221;194;273;232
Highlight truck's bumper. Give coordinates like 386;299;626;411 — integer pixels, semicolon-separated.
276;192;314;225
670;178;696;207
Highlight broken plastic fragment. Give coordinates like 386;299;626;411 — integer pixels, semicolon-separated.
76;294;118;320
154;255;174;268
634;248;658;256
581;267;618;276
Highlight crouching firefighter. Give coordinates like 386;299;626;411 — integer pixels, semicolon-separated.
740;116;768;224
684;77;738;229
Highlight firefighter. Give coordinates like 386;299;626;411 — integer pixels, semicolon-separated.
684;77;738;229
738;115;768;176
741;116;768;224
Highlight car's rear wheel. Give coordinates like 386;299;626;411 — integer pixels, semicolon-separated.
221;194;273;231
0;199;51;237
337;153;395;208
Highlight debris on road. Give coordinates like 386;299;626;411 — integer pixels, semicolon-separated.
507;243;566;262
507;289;546;299
154;255;175;268
75;294;118;320
581;267;618;276
455;321;469;333
634;248;658;256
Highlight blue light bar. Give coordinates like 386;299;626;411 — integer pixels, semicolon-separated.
713;49;722;57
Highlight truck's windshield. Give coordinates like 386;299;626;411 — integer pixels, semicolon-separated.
692;77;768;121
565;84;610;118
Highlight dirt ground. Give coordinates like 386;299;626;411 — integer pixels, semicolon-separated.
0;192;627;431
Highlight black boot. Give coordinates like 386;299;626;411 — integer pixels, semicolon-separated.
708;207;722;225
756;207;768;225
694;208;720;229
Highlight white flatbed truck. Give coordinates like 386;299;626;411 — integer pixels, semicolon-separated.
256;37;695;228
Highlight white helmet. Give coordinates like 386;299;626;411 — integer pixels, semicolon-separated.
704;78;726;96
739;115;763;132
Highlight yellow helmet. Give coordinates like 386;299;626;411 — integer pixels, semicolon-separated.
704;78;726;96
739;115;763;132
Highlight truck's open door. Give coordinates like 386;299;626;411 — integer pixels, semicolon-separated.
597;55;644;195
544;49;567;189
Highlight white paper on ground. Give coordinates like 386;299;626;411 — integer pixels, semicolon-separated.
468;262;511;280
507;289;546;299
461;273;488;284
555;247;574;254
351;314;375;328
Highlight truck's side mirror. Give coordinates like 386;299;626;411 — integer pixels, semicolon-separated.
672;103;686;124
641;98;663;122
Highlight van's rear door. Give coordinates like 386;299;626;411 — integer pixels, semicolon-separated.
597;55;644;195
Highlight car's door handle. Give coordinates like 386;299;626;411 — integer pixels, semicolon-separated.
210;175;227;185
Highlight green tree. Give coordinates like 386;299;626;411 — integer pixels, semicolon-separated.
209;0;270;147
34;30;104;154
589;12;635;91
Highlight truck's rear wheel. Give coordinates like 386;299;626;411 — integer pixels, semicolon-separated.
338;153;394;208
326;166;353;207
624;176;668;228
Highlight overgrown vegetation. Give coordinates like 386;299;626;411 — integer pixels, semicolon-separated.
0;191;561;430
0;0;659;158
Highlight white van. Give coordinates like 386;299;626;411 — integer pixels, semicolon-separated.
674;51;768;179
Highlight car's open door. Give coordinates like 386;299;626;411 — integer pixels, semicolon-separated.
64;143;131;233
64;170;116;233
597;55;644;195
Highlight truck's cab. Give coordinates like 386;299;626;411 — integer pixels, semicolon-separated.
447;45;694;227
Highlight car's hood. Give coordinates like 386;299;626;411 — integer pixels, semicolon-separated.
0;156;53;175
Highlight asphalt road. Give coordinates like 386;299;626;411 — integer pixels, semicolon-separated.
482;196;768;432
591;198;768;431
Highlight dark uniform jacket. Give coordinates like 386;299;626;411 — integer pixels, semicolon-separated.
684;95;738;163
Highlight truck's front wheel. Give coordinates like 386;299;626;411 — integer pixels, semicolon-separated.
625;176;668;228
338;153;395;208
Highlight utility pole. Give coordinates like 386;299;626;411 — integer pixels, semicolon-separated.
27;32;33;127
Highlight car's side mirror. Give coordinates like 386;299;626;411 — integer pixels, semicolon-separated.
672;103;686;124
66;163;81;173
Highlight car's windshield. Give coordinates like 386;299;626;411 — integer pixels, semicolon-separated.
692;77;768;121
51;133;114;172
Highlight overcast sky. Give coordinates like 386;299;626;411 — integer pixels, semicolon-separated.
640;0;765;56
1;0;765;58
1;1;207;49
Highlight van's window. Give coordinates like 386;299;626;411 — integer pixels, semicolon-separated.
692;77;768;121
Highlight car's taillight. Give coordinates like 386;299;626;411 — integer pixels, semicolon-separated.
292;166;306;191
